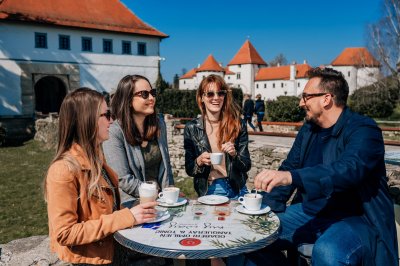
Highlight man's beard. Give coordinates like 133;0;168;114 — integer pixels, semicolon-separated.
305;109;322;125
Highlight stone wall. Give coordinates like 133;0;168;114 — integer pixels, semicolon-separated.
34;115;59;150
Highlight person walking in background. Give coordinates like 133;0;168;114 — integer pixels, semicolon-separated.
254;94;265;132
103;74;174;207
45;88;157;265
243;94;256;131
246;67;398;265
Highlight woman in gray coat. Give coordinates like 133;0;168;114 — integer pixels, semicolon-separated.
103;74;174;206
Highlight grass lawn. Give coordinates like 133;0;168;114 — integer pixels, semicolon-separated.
0;140;54;244
0;140;197;244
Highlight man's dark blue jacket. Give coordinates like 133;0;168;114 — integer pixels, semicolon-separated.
264;107;398;265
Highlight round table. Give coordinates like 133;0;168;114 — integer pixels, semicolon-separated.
115;200;280;259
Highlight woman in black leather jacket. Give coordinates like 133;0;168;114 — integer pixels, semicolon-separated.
184;74;251;199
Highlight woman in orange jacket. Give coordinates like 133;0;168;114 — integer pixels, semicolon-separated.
44;88;158;265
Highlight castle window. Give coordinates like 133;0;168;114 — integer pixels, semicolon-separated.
348;71;351;77
35;32;47;49
264;84;266;89
273;83;275;88
59;35;70;50
103;39;113;53
138;42;147;55
237;73;241;80
122;41;131;54
82;37;92;52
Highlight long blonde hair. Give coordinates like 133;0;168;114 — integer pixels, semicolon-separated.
44;88;105;201
196;74;241;149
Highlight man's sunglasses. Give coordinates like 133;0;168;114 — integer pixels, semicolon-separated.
204;90;227;98
99;110;113;121
134;89;157;99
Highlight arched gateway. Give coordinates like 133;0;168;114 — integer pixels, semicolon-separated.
34;76;67;114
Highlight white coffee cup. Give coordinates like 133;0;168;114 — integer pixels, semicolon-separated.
210;152;223;165
158;187;180;204
238;193;263;211
139;181;158;204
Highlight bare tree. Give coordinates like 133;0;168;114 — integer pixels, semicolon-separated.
368;0;400;76
269;53;288;67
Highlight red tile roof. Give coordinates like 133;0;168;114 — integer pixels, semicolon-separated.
255;64;312;81
224;67;235;75
196;54;224;72
180;68;197;79
228;40;267;66
0;0;168;37
331;47;380;67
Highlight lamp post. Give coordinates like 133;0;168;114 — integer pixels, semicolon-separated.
156;57;166;92
158;56;166;78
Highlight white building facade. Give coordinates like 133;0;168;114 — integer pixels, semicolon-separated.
329;47;381;95
0;0;167;116
254;63;311;100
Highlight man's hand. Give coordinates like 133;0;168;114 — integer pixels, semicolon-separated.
254;170;292;193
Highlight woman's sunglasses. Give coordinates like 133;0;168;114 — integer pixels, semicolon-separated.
99;110;113;121
134;88;157;99
204;90;227;98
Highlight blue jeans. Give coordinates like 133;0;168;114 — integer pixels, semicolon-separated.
245;115;256;130
207;178;248;266
246;203;374;266
206;178;248;200
256;112;264;131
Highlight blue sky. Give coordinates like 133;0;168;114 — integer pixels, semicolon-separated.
123;0;382;83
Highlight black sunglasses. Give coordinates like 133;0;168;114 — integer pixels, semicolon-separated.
204;90;227;98
134;88;157;99
99;110;113;121
301;92;331;102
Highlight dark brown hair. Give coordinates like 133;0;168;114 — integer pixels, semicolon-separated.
307;67;349;107
111;75;159;146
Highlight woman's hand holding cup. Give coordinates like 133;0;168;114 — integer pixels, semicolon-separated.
129;201;158;225
196;152;211;166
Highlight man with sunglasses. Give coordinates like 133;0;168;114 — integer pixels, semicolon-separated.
246;67;397;265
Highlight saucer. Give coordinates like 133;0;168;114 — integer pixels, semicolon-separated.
197;195;229;205
145;212;171;223
236;205;271;215
157;197;188;207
